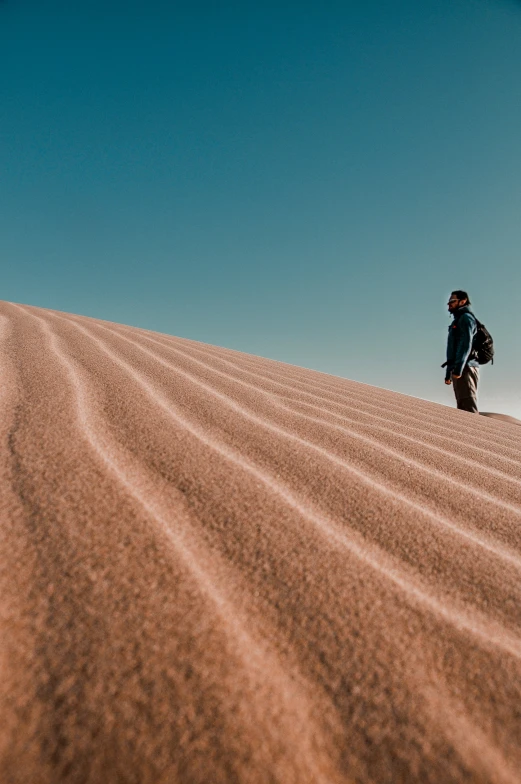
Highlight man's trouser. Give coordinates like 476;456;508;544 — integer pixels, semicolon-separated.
453;366;479;413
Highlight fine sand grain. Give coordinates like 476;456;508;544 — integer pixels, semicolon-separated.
1;301;520;784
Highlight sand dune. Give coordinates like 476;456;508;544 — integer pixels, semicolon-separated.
1;301;520;784
481;413;521;427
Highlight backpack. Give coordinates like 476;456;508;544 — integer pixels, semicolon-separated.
472;317;494;365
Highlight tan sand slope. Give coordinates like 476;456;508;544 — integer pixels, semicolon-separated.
481;413;521;427
1;301;520;784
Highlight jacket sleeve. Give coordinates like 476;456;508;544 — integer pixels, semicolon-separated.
445;325;455;379
454;315;477;376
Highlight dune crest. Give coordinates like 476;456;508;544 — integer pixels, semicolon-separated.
1;301;520;784
481;412;521;427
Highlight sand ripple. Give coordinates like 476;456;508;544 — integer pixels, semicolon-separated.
1;301;520;784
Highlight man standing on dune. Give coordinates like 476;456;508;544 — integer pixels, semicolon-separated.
444;290;480;413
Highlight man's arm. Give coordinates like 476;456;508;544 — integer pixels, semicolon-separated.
444;325;455;382
453;315;477;376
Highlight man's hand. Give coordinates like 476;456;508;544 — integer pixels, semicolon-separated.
445;379;452;385
452;374;461;380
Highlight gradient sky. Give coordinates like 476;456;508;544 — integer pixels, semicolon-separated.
2;0;521;417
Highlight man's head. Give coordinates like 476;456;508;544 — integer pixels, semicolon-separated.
448;290;471;313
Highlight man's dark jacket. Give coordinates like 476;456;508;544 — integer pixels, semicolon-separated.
445;305;479;380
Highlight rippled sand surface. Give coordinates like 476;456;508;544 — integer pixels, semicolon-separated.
1;301;520;784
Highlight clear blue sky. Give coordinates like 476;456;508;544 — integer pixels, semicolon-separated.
2;0;521;416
